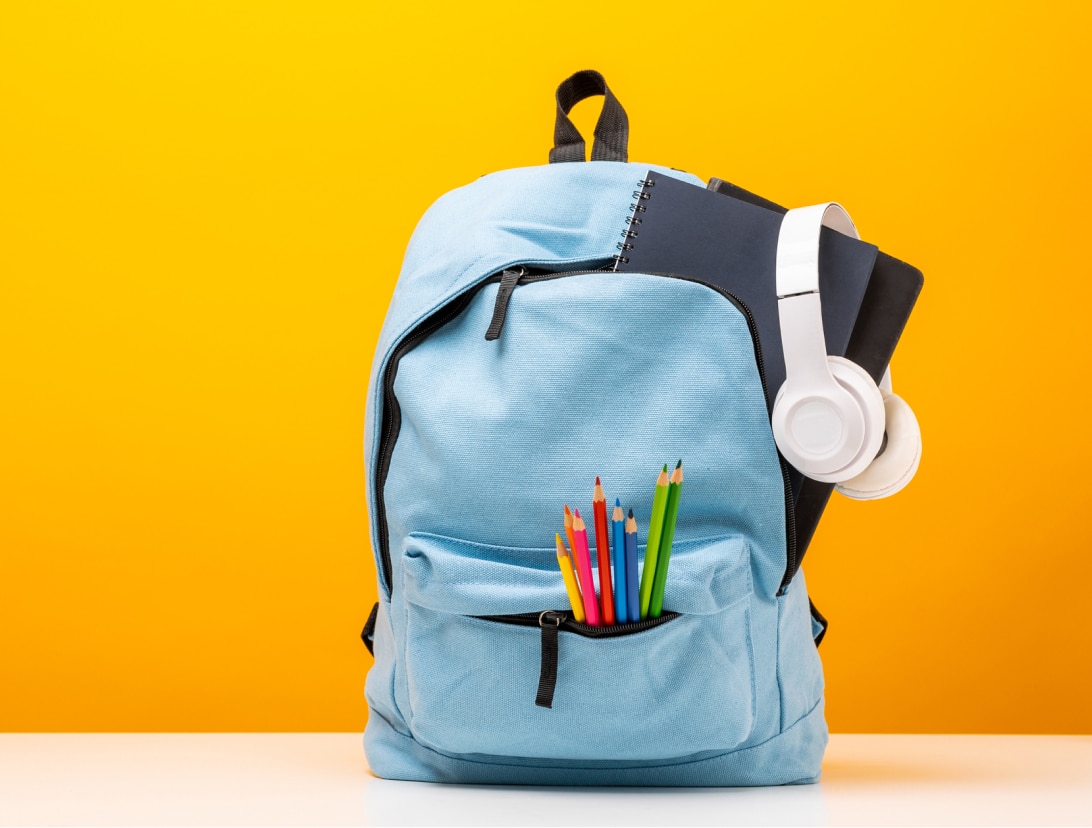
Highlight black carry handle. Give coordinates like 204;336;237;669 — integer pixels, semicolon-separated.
549;70;629;164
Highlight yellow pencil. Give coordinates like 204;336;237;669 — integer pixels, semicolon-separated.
555;533;586;623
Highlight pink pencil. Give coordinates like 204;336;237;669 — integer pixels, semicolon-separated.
571;509;601;626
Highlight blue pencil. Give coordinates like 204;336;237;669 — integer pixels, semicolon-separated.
625;509;639;622
611;499;627;624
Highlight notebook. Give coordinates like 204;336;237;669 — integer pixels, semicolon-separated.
707;177;925;555
706;177;924;390
615;171;878;416
615;170;923;559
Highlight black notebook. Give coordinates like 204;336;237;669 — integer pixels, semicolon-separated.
707;177;925;556
615;171;878;416
616;170;923;559
706;176;924;392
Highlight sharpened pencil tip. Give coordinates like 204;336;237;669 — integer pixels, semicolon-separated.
675;459;682;469
615;497;620;506
628;508;634;518
595;476;601;485
662;464;668;472
574;508;581;518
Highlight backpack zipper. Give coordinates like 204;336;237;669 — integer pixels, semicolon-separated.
479;610;681;708
373;269;797;595
484;267;526;340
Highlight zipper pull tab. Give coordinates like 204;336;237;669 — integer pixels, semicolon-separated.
535;610;564;708
484;267;525;341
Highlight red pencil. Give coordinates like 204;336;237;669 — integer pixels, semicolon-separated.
593;476;616;625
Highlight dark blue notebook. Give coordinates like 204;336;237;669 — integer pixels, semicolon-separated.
615;170;879;414
616;170;923;561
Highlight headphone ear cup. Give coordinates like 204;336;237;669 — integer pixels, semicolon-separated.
800;357;885;483
836;390;922;500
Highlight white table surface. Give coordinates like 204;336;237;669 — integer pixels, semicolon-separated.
0;734;1089;826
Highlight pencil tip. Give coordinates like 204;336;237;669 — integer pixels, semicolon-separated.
661;464;668;472
595;475;601;485
564;504;571;515
628;508;634;518
675;459;682;468
574;508;581;518
615;497;620;506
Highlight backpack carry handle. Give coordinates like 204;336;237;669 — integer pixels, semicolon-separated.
549;70;629;164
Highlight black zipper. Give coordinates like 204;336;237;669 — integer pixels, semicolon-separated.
480;609;679;637
374;288;482;592
479;610;681;708
373;268;797;595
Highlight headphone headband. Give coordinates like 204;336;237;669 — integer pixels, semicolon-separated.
775;203;859;298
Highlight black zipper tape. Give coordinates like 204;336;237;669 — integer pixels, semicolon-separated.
535;611;562;707
374;289;481;592
373;268;797;596
480;610;681;707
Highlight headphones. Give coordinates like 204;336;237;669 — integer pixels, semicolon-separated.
772;203;922;500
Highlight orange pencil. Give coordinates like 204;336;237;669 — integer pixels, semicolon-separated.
592;477;616;625
563;504;578;564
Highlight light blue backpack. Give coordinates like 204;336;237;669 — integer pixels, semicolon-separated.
361;71;828;785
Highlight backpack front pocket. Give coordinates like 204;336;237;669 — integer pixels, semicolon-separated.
399;531;755;762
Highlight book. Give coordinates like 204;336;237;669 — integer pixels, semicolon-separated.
706;177;924;391
615;171;878;417
615;170;922;560
707;177;924;556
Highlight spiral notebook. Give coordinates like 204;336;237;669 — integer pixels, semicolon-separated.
614;170;878;414
616;170;923;558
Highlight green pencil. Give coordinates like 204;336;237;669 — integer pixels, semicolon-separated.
649;460;683;618
639;464;671;619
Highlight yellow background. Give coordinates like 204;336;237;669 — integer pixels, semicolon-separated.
2;1;1090;733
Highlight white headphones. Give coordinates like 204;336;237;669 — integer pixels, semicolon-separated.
772;203;921;500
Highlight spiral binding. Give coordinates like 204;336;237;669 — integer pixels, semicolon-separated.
612;178;656;267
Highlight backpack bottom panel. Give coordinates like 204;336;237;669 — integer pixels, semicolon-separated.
363;695;826;786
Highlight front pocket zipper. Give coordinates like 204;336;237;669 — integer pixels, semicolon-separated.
480;610;681;708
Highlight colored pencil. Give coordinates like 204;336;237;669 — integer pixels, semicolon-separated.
571;509;601;626
625;509;639;623
649;461;684;618
563;504;578;563
592;477;615;625
611;500;627;625
639;464;671;619
555;533;585;623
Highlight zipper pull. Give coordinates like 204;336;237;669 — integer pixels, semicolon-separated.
534;610;564;708
484;267;525;341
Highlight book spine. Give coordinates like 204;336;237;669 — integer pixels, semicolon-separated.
611;176;656;270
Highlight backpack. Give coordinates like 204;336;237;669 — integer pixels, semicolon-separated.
360;70;835;786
